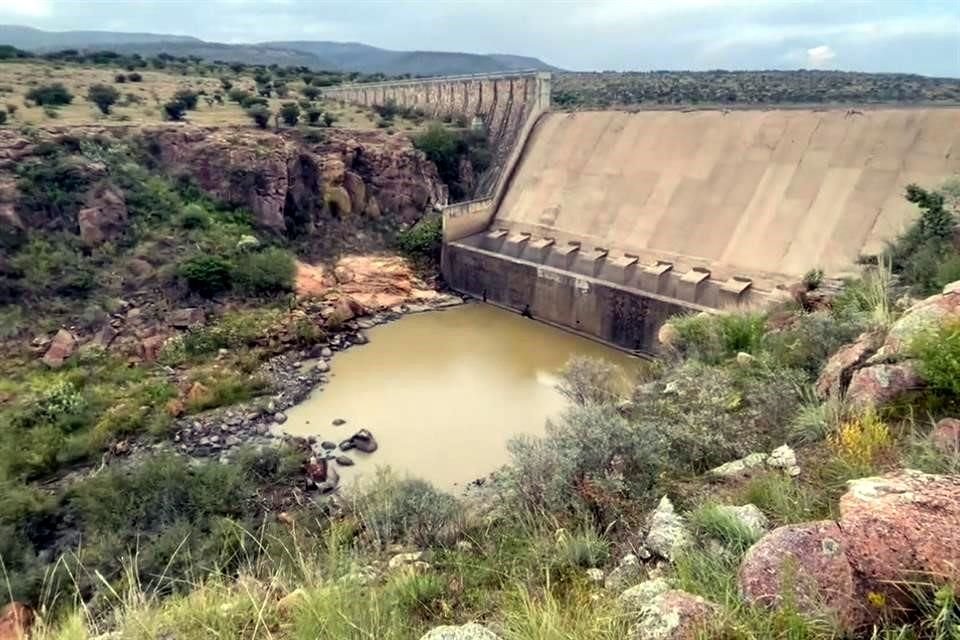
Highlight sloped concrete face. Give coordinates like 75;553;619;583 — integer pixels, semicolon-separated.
495;108;960;281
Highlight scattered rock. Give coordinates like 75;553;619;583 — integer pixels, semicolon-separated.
739;521;862;630
353;331;369;345
92;325;118;349
619;577;671;611
735;352;755;366
645;496;692;561
605;553;644;592
0;602;34;640
168;307;205;329
715;504;769;539
332;417;345;425
930;417;960;455
657;322;681;351
42;328;77;368
335;455;354;466
419;623;502;640
708;452;768;479
389;551;426;570
165;399;185;418
341;429;378;453
767;445;801;477
313;359;330;373
236;234;260;251
585;568;605;584
628;590;718;640
846;361;924;409
320;441;336;450
273;412;287;424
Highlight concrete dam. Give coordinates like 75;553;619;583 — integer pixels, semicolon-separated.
328;73;960;352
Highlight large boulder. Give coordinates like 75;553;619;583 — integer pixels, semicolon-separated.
42;329;77;368
931;417;960;455
77;184;127;246
168;307;205;329
845;362;924;408
645;496;692;562
628;590;718;640
619;577;671;612
419;623;502;640
0;602;34;640
878;281;960;359
739;521;863;629
839;471;960;607
815;331;884;399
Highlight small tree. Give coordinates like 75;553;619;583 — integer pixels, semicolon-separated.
246;105;271;129
220;77;233;92
173;88;199;110
25;83;73;106
301;85;321;100
322;112;336;127
127;72;142;82
305;107;322;125
87;84;120;114
114;73;127;84
163;99;186;121
279;102;300;126
0;111;6;126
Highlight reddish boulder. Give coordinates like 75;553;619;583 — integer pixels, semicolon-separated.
140;334;167;362
839;471;960;608
931;418;960;455
845;362;924;409
815;331;883;399
168;307;205;329
42;328;77;368
879;282;960;358
739;521;864;629
77;184;127;246
324;296;366;328
0;601;34;640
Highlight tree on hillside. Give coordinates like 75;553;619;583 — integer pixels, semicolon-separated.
301;85;321;100
279;102;300;126
87;84;120;115
25;83;73;107
163;100;186;122
246;105;271;129
173;89;199;110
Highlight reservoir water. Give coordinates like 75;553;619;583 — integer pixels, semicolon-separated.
283;303;638;488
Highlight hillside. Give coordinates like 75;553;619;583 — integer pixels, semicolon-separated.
554;70;960;107
0;25;558;76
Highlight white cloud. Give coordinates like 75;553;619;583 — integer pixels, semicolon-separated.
0;0;51;17
806;44;836;67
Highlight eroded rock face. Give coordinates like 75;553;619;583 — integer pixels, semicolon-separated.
815;331;884;399
77;183;127;246
739;521;863;629
839;471;960;607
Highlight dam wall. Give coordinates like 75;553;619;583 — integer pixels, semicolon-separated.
324;71;552;218
444;107;960;351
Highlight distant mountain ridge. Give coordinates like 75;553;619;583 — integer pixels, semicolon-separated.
0;25;559;76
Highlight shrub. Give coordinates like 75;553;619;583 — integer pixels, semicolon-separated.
231;247;296;295
86;83;120;114
177;203;209;229
0;111;5;126
163;99;186;121
279;101;300;126
178;254;233;297
828;409;893;477
246;105;271;129
553;527;610;569
240;94;268;109
227;88;249;104
668;311;766;364
323;113;336;127
5;103;16;115
11;235;95;296
25;83;73;106
763;311;864;377
305;107;322;125
506;403;663;522
126;72;142;82
735;473;827;525
220;77;233;92
173;88;199;110
114;73;126;83
911;319;960;396
556;356;628;406
301;85;321;100
888;184;957;294
349;470;463;548
385;572;448;619
396;216;442;259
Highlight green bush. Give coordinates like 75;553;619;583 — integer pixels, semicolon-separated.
10;235;95;297
888;184;957;294
0;110;6;126
86;83;120;114
302;86;321;101
305;107;322;125
232;247;296;295
911;319;960;396
15;154;92;227
506;403;664;522
279;101;300;126
396;216;442;259
178;254;233;297
763;311;864;377
553;527;610;569
163;99;186;121
556;356;628;406
689;503;762;553
247;105;271;129
227;88;250;104
25;82;74;106
350;470;463;548
173;88;199;110
669;311;766;364
178;202;209;229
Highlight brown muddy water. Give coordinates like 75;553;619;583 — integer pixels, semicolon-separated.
283;303;639;489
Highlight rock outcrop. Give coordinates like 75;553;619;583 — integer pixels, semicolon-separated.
42;328;77;368
739;470;960;631
77;183;127;246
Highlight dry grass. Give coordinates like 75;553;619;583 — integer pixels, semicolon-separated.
0;60;422;131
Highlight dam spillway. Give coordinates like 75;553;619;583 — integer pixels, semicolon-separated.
444;107;960;351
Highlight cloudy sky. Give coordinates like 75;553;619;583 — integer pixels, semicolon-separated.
1;0;958;76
